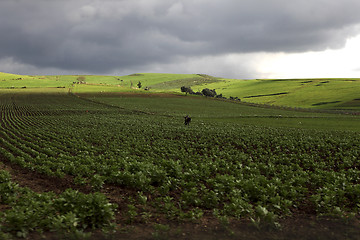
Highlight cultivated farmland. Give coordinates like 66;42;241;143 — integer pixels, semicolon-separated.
0;74;360;239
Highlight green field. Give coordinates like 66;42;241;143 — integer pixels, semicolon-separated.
2;71;360;111
0;73;360;239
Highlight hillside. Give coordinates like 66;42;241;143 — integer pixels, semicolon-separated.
1;72;359;111
197;78;360;111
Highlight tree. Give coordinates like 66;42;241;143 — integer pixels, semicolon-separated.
137;81;142;88
201;88;217;97
181;86;194;95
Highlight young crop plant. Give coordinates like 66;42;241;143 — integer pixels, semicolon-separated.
0;171;118;238
0;170;19;205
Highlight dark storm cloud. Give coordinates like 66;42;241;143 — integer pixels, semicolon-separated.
1;0;360;74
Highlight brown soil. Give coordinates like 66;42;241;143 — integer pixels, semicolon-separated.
1;158;360;240
0;157;92;194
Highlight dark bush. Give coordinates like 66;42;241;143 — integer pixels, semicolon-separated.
216;93;227;99
181;86;194;95
201;88;217;97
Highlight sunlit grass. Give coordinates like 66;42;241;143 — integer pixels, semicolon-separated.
1;71;360;110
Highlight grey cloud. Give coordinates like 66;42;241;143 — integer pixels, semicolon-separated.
1;0;360;75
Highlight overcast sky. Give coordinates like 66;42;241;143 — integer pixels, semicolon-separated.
1;0;360;79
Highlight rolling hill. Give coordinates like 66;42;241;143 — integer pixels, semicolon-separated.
1;72;359;111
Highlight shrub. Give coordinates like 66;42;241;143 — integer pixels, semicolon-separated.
181;86;194;95
201;88;217;97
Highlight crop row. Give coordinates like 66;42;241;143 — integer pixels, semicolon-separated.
1;93;360;224
0;169;117;238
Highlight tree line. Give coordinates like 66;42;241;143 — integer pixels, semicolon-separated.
180;86;241;101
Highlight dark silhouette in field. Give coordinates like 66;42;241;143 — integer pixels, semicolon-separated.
181;86;194;95
184;115;191;125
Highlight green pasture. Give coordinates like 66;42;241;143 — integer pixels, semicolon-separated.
0;73;69;88
71;73;207;90
0;72;206;91
119;73;205;89
193;78;360;110
71;84;133;93
1;71;360;111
